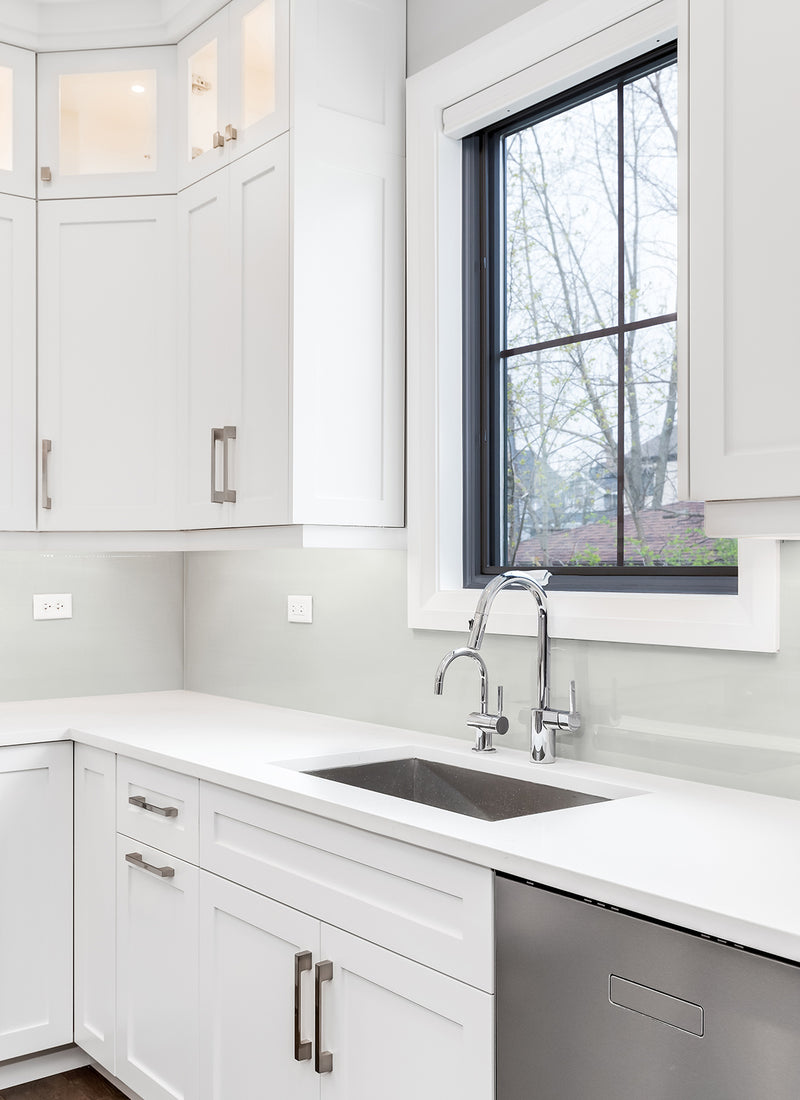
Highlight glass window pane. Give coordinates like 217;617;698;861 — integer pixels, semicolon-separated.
242;0;276;131
622;322;737;566
624;62;678;322
0;66;12;171
507;338;618;567
188;40;218;160
59;71;157;175
504;89;618;351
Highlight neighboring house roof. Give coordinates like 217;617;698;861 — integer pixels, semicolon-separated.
514;501;724;566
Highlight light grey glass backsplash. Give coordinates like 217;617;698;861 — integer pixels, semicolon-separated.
184;543;800;800
0;552;183;701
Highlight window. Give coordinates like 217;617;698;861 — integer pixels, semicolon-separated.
406;0;778;650
462;44;736;593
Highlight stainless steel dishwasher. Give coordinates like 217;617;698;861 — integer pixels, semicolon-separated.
496;873;800;1099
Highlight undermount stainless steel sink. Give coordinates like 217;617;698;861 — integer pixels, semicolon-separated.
304;757;609;821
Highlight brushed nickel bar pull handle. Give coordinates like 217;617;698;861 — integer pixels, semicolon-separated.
224;123;238;142
294;951;312;1062
40;166;52;182
41;439;52;509
314;960;333;1074
128;794;178;818
125;852;175;879
211;427;223;502
213;130;224;149
222;424;236;503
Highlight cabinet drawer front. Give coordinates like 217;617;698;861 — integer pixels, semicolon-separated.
200;783;494;992
117;756;199;863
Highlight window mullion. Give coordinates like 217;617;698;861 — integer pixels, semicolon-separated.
616;79;626;568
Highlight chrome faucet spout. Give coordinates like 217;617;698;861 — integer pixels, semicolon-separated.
433;647;509;753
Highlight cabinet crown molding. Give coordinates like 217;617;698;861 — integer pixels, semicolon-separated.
1;0;223;51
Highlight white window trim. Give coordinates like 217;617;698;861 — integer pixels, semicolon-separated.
406;0;780;652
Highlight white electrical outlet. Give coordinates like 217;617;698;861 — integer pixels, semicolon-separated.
287;594;313;623
33;593;73;620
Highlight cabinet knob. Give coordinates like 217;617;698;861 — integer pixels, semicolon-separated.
212;131;224;149
40;166;52;183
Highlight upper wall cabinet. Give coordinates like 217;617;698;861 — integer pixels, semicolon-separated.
38;197;178;531
686;0;800;536
177;0;290;189
178;0;405;530
37;47;177;198
0;41;35;198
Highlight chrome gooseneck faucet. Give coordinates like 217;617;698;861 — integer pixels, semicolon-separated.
435;570;580;763
434;647;509;752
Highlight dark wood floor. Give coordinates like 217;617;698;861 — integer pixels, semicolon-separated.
0;1069;127;1099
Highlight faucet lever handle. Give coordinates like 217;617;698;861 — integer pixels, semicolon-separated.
497;685;504;716
566;679;580;731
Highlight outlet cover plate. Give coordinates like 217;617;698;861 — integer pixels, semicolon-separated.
33;593;73;620
287;594;313;623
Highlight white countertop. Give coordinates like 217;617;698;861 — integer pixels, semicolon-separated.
2;689;798;964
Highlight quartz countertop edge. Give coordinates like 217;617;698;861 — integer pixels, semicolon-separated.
2;689;798;966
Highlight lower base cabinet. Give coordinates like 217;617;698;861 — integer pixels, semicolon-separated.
75;756;494;1100
0;743;72;1061
199;872;493;1100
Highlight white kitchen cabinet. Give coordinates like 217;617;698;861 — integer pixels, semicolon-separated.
74;745;117;1073
199;872;319;1100
0;41;35;198
177;136;290;528
0;743;72;1061
178;0;405;530
177;0;290;189
37;196;178;531
37;47;177;199
0;193;35;530
320;925;493;1100
686;0;800;535
198;871;493;1100
116;836;200;1100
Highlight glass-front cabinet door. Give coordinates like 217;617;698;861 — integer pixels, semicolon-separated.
37;46;176;198
0;42;35;199
178;0;289;188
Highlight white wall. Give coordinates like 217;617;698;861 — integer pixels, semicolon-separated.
406;0;548;74
184;543;800;800
0;551;183;700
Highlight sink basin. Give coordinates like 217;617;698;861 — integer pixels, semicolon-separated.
304;757;609;821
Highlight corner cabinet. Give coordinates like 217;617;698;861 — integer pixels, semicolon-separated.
0;743;72;1061
177;0;406;530
686;0;800;536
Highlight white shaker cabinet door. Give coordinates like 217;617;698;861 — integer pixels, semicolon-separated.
319;925;494;1100
74;745;117;1074
116;837;199;1100
199;872;320;1100
0;743;73;1061
0;193;35;530
38;196;178;530
687;0;800;505
177;136;290;529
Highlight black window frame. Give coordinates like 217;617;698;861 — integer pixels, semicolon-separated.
462;42;737;595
